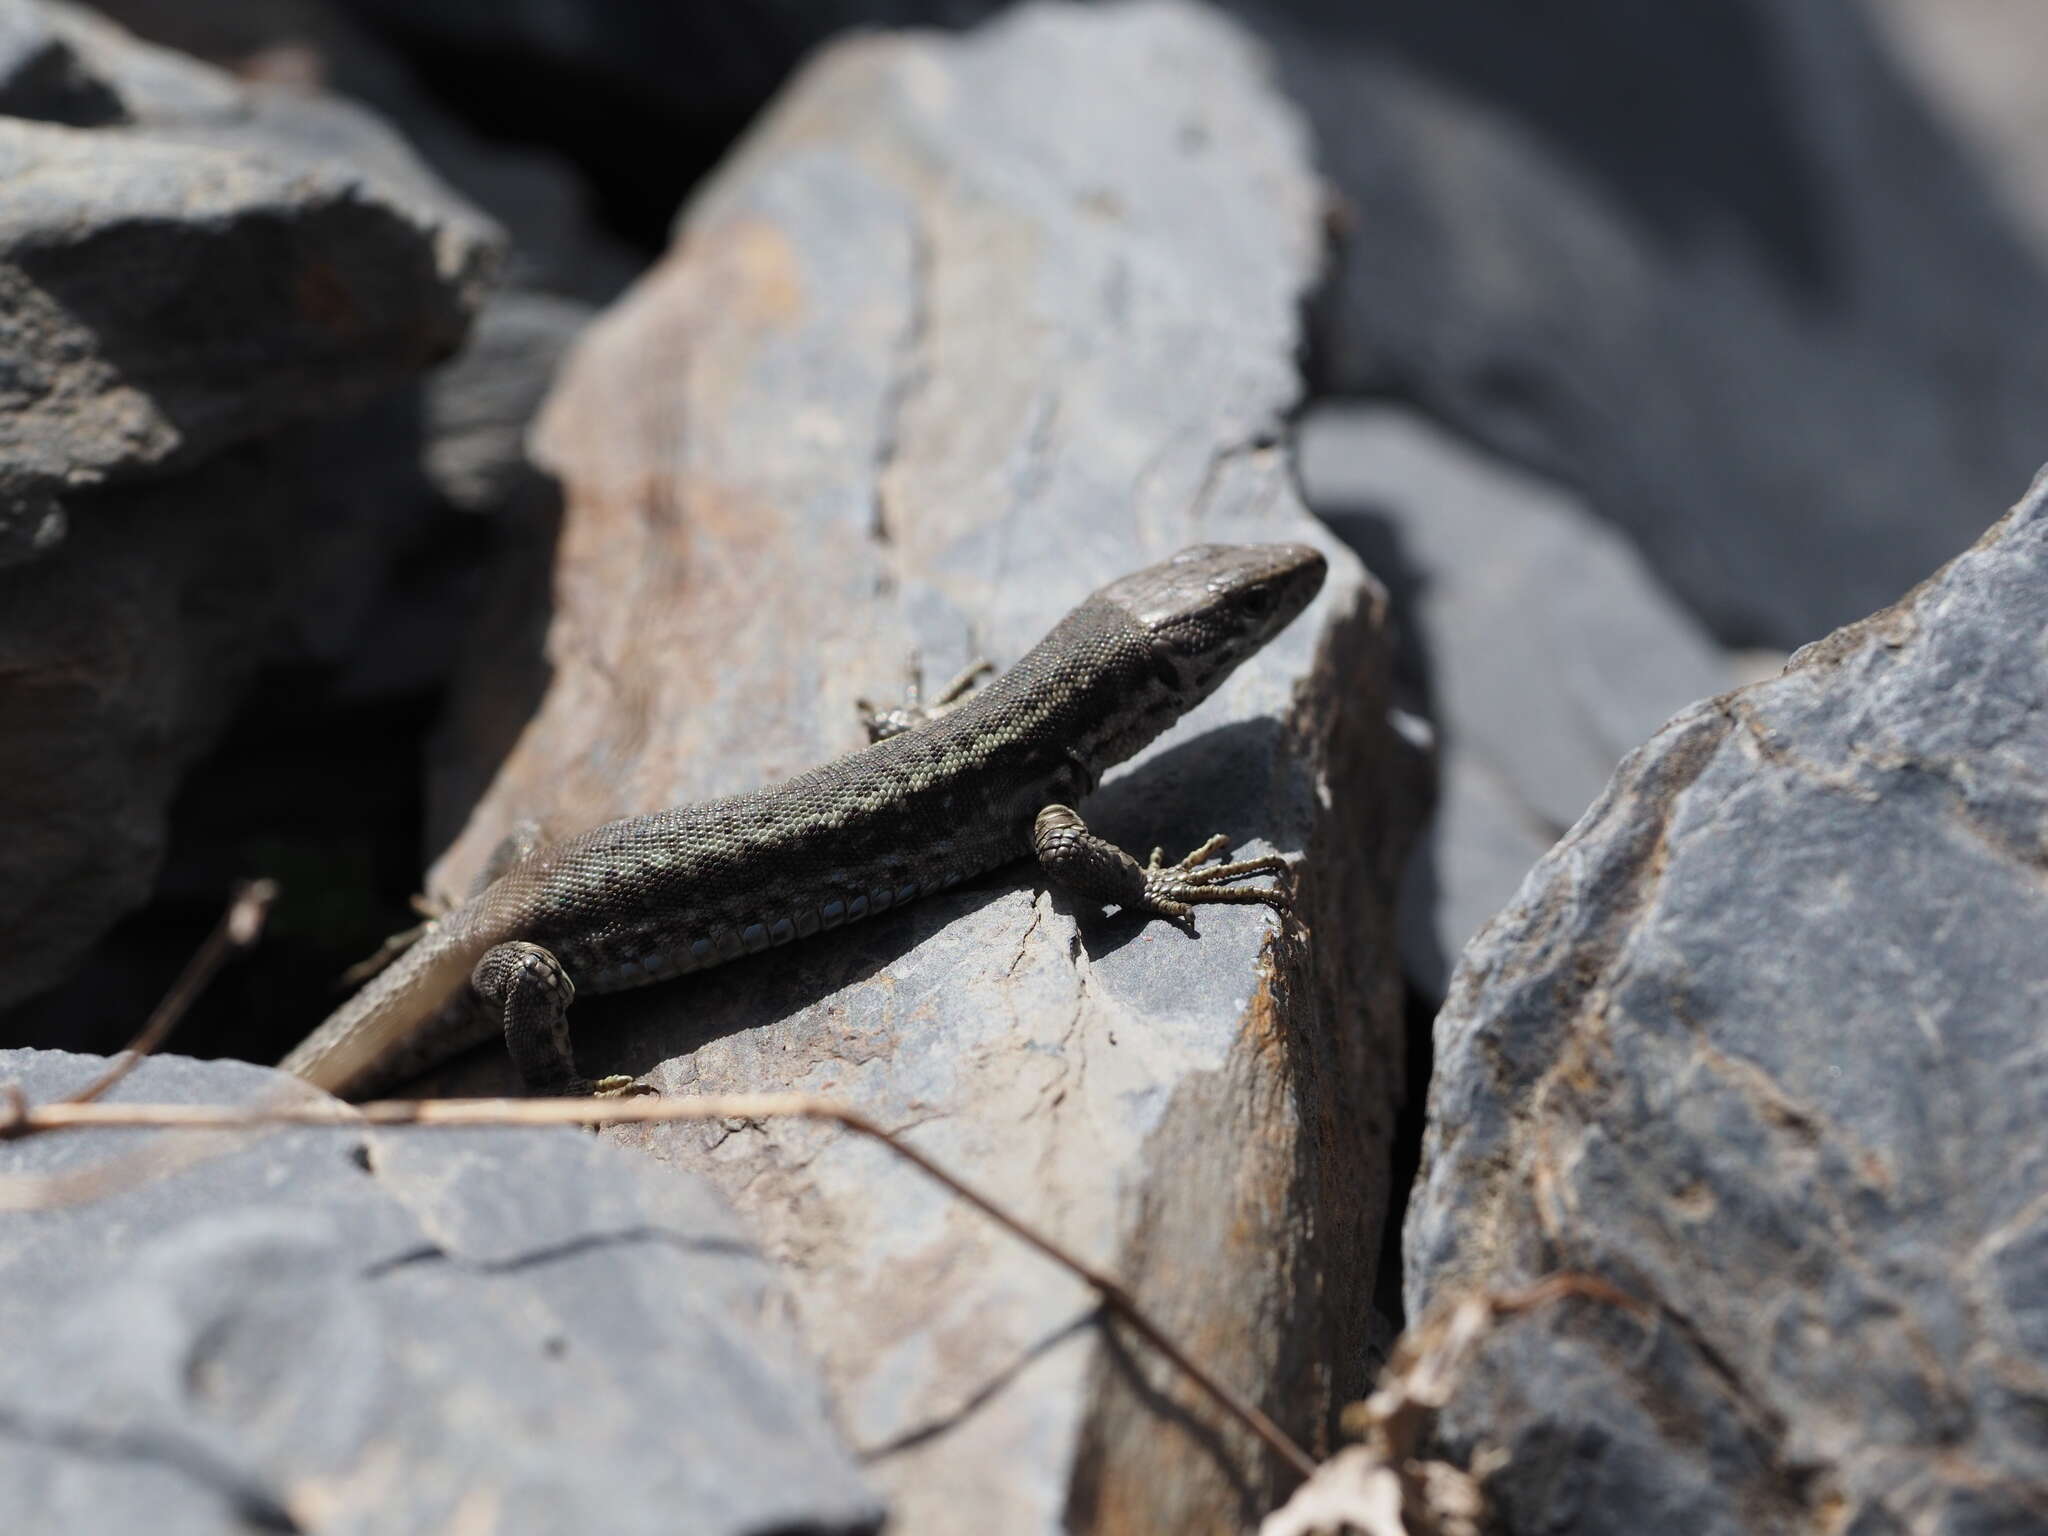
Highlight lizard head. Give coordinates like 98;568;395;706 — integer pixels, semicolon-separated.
1070;540;1327;770
1105;539;1327;695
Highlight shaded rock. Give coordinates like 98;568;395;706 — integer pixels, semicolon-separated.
1259;0;2048;649
1404;472;2048;1533
0;443;294;1012
423;290;592;512
0;0;498;566
0;389;467;1019
333;0;977;119
89;0;639;302
423;3;1422;1529
82;0;620;549
322;0;2048;649
0;1049;881;1534
0;0;123;123
0;2;507;1008
1298;404;1736;996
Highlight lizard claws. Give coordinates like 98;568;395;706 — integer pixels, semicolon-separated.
1139;834;1293;916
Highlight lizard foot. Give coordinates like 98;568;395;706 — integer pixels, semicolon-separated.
1139;835;1293;918
1034;804;1295;922
858;652;995;742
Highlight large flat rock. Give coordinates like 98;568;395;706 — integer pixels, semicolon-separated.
1405;473;2048;1534
0;1050;880;1534
425;3;1422;1529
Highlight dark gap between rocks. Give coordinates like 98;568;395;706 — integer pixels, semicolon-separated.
0;667;440;1069
0;497;514;1071
345;24;764;255
1313;487;1444;1339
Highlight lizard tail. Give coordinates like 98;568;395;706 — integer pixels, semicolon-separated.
280;925;481;1099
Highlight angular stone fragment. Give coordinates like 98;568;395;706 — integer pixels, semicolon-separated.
87;0;639;303
0;0;498;565
427;3;1422;1529
0;1050;881;1535
1405;473;2048;1534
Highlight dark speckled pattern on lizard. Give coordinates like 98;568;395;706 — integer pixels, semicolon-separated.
280;543;1327;1098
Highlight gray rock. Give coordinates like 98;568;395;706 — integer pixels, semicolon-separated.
0;0;122;123
89;0;640;302
424;290;592;512
421;4;1423;1529
1257;0;2048;650
80;0;622;551
0;0;498;566
1404;471;2048;1534
0;2;509;1007
0;1049;881;1535
0;439;294;1011
1298;403;1736;995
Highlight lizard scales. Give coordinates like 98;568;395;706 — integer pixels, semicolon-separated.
282;542;1327;1099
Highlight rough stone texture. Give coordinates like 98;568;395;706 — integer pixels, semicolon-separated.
81;0;622;514
1404;473;2048;1534
1257;0;2048;650
0;0;498;565
1297;404;1737;997
0;1049;881;1534
81;0;627;527
423;4;1421;1530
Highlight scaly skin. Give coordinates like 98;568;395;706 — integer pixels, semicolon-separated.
281;542;1327;1098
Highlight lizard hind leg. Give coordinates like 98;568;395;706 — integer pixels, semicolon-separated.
471;940;637;1097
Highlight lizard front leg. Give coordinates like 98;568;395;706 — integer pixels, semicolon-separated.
1031;804;1293;919
858;652;995;742
472;940;637;1096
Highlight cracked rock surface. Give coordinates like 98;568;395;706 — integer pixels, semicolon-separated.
424;3;1423;1529
1405;472;2048;1534
0;1050;880;1535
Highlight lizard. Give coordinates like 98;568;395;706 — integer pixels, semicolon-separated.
280;541;1328;1100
